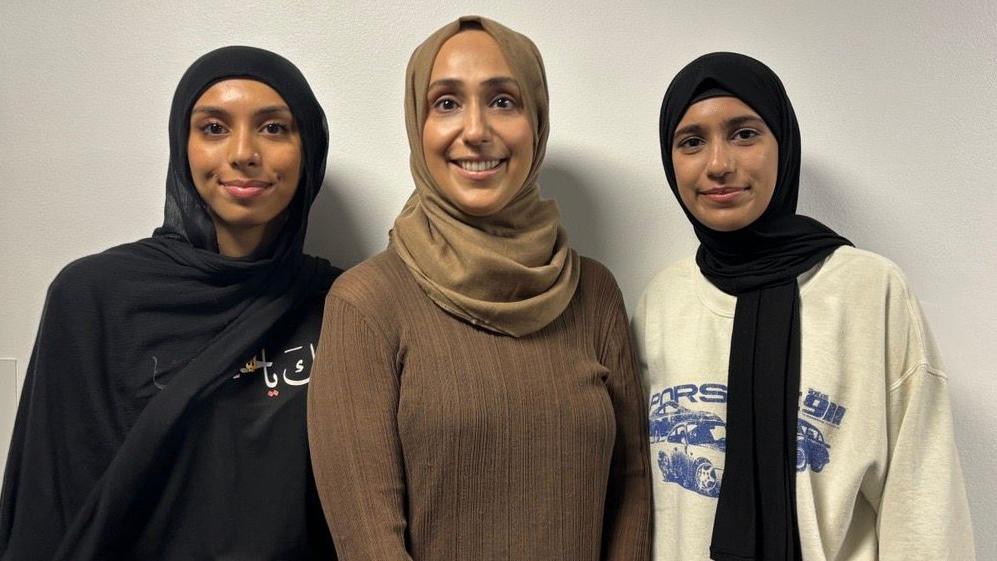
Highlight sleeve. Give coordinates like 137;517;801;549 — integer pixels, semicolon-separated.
598;286;652;561
1;271;124;561
307;294;413;561
875;284;975;560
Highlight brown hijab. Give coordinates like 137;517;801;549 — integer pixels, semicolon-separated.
390;15;579;337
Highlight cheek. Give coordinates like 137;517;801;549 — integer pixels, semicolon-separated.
421;119;455;165
677;186;697;212
275;145;303;181
670;156;710;222
507;118;533;155
186;138;215;179
747;145;779;204
671;157;700;199
186;138;221;199
268;147;303;218
504;119;534;179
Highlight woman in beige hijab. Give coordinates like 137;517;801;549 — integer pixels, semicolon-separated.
308;16;651;560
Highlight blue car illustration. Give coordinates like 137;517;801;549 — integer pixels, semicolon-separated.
796;418;830;472
657;418;726;498
649;401;723;443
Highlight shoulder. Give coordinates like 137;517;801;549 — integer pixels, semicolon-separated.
32;242;157;328
808;247;942;376
574;257;632;356
327;249;418;321
633;256;700;320
301;254;343;297
805;246;915;299
578;255;619;291
329;250;409;301
641;257;698;298
48;241;151;299
576;256;628;313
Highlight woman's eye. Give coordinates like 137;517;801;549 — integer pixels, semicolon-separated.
733;128;759;141
677;137;704;150
433;97;459;112
201;122;226;135
262;122;289;134
492;95;517;109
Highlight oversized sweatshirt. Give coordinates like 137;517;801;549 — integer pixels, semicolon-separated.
632;246;974;561
307;249;651;561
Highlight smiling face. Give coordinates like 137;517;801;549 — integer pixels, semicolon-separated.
187;79;302;256
671;96;778;232
422;30;534;217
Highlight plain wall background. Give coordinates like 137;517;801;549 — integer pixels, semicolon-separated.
1;0;994;556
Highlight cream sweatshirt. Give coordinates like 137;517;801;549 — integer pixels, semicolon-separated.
633;246;974;561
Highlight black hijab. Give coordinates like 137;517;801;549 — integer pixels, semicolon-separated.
0;46;336;560
659;52;851;561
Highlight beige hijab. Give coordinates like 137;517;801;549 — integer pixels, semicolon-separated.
390;15;579;337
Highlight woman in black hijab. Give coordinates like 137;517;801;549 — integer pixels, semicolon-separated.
0;46;339;560
634;52;974;560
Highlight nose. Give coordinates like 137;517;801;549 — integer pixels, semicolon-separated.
461;102;491;146
229;126;260;169
705;141;734;181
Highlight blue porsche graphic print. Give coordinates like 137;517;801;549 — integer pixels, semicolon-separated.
649;400;724;442
649;383;847;498
796;418;830;472
656;415;726;497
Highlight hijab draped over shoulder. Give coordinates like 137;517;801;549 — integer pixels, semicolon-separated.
0;46;336;560
659;52;851;561
390;15;579;338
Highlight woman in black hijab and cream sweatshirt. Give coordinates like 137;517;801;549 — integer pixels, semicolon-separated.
0;46;338;560
634;52;974;560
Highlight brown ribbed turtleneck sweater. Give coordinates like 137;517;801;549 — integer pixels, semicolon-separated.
308;249;651;561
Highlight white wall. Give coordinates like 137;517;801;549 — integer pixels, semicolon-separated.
2;0;994;556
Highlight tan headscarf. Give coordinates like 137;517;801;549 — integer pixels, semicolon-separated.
390;15;579;338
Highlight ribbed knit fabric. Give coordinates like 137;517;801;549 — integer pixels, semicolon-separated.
308;249;651;561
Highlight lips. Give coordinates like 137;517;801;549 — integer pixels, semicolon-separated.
455;159;502;172
221;179;272;200
699;186;748;203
450;158;506;180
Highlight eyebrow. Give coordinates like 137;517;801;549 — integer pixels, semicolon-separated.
673;114;766;139
427;76;519;90
190;105;292;118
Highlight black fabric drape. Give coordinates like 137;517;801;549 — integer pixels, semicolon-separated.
658;52;851;561
0;46;337;560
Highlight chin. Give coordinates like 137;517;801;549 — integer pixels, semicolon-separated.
702;220;745;232
695;210;756;232
455;202;502;217
449;190;510;217
215;210;276;229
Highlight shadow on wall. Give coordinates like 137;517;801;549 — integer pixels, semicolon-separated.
539;159;607;260
540;150;694;310
304;168;369;270
799;155;869;247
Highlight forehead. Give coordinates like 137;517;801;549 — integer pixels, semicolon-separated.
193;78;288;108
430;30;513;82
676;96;763;127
